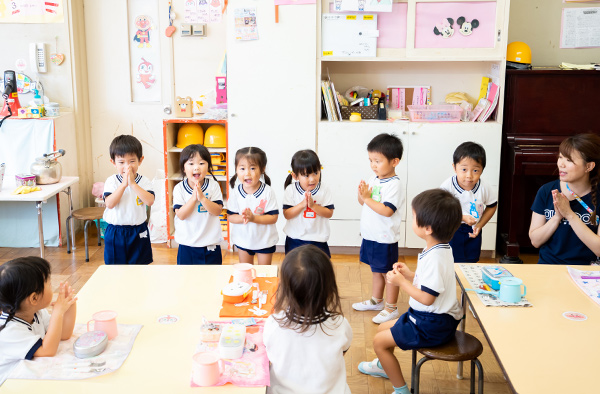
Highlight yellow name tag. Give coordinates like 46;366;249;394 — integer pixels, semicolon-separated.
346;15;356;20
322;51;333;56
363;15;373;20
136;197;143;206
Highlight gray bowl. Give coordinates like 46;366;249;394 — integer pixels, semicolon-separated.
73;331;108;359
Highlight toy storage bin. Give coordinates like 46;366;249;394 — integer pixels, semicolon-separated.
340;105;378;120
407;105;462;122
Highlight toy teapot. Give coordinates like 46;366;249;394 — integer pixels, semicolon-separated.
30;149;65;185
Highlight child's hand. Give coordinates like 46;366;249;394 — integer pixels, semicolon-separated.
52;283;77;316
469;225;481;238
386;268;406;287
358;182;372;202
242;207;254;224
127;166;136;186
392;262;411;278
195;181;205;202
305;192;315;208
462;215;477;226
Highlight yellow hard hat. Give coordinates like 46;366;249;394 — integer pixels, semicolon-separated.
507;41;531;64
176;123;204;149
204;125;226;148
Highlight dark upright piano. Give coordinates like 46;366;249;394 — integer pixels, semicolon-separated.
497;69;600;263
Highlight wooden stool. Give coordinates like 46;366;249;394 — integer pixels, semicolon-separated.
411;331;484;394
66;207;105;262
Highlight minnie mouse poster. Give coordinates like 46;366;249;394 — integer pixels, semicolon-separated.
433;18;454;38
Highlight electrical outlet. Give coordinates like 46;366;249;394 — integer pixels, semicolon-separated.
192;24;206;37
180;24;192;36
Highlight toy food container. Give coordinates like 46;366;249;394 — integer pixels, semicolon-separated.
199;323;222;342
221;281;252;304
481;266;513;291
15;174;37;187
73;331;108;358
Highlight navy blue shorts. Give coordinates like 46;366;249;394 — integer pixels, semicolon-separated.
235;244;276;255
284;236;331;257
390;308;460;350
177;244;222;265
104;223;153;265
360;239;398;273
449;224;482;263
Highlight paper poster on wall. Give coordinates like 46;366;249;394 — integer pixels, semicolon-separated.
209;0;222;23
234;7;258;41
274;0;315;5
0;0;64;23
561;7;600;48
128;0;161;102
322;14;378;57
185;0;221;23
338;0;391;12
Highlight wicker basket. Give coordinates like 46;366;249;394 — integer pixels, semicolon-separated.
340;105;378;120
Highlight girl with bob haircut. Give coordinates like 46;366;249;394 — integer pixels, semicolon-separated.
263;245;352;393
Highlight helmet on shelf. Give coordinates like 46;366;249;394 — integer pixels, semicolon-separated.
176;123;204;149
204;125;226;148
507;41;532;70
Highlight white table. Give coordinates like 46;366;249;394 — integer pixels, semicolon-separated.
0;176;78;257
3;265;278;393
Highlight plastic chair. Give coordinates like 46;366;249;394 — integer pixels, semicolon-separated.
411;331;484;394
66;207;105;262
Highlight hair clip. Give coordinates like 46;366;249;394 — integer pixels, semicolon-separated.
288;170;291;174
321;166;324;170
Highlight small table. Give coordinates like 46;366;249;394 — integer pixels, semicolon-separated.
0;176;78;257
2;265;278;392
455;264;600;394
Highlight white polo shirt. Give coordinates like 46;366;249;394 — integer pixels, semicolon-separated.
360;175;404;244
227;182;279;250
283;182;334;243
409;244;462;320
173;177;224;247
440;176;497;224
103;173;154;226
0;309;50;385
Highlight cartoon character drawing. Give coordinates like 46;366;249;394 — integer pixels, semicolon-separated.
469;201;479;219
175;96;194;118
133;15;153;48
254;199;267;215
211;0;220;7
334;0;342;11
136;58;156;89
457;16;479;36
433;18;455;38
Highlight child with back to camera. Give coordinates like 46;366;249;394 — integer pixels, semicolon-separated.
103;135;155;265
353;133;405;324
264;244;353;394
227;147;279;265
440;142;497;263
0;257;77;385
358;189;463;394
283;149;334;256
529;133;600;265
173;144;224;265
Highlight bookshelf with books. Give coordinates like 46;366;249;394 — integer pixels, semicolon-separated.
317;0;510;253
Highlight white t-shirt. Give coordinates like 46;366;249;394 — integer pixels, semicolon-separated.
227;182;279;250
283;182;334;243
360;175;405;244
0;309;51;385
409;244;463;320
173;177;223;247
440;176;497;224
264;311;352;394
103;173;154;226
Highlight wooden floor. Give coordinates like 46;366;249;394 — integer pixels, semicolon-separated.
0;230;537;394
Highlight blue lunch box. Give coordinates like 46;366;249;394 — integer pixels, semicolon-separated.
481;265;513;291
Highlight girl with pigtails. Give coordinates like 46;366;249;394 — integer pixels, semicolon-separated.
529;133;600;265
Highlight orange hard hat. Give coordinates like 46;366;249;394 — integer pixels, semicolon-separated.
176;123;204;149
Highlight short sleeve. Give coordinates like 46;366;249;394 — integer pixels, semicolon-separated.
227;187;240;215
382;179;404;218
439;177;452;192
0;324;44;362
173;182;187;209
320;185;335;208
531;184;551;215
415;261;445;295
139;176;153;193
264;187;279;215
263;315;277;348
103;176;117;198
209;180;223;204
39;309;51;332
482;181;497;206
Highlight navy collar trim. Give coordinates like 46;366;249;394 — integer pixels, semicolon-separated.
451;175;480;194
183;178;209;194
238;182;265;198
0;312;35;329
418;243;451;259
378;175;399;184
295;182;321;196
116;174;142;184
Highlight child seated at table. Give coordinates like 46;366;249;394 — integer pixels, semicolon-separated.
0;257;77;385
103;135;155;264
358;189;463;394
264;245;352;394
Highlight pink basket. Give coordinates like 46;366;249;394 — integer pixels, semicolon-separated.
408;105;462;122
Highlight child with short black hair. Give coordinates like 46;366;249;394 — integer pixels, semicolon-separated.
103;135;155;265
440;141;497;263
283;149;334;256
173;144;224;265
353;133;405;324
264;245;352;393
0;257;77;384
358;189;463;394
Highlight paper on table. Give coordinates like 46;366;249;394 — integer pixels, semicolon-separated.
567;266;600;306
459;264;532;307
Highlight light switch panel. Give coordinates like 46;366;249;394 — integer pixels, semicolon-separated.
180;24;192;36
192;24;206;37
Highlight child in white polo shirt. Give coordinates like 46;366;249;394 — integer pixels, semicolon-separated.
358;189;463;394
227;147;279;265
440;142;497;263
173;144;224;265
103;135;155;265
353;133;405;324
283;150;334;256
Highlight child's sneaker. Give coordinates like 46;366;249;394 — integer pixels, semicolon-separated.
352;299;384;311
358;358;389;378
372;308;399;324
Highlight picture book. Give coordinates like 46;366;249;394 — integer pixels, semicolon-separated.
478;83;500;122
470;98;490;122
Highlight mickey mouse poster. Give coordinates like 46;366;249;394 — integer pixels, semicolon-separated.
457;16;479;36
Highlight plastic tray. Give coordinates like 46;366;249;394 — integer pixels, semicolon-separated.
407;105;462;122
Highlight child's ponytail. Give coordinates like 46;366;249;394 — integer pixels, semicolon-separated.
284;173;294;189
229;174;238;189
263;173;271;186
0;303;17;333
